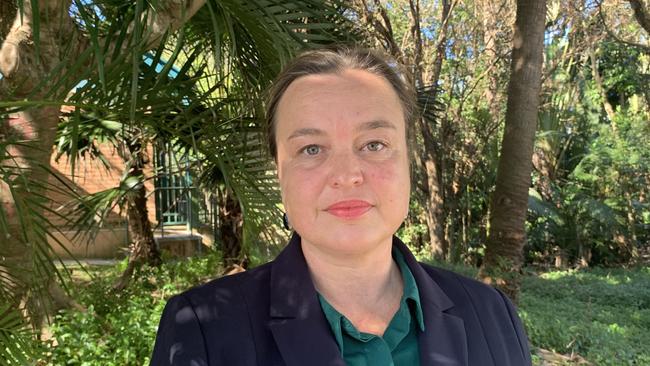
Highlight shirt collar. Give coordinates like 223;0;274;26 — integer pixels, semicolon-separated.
316;244;426;352
392;246;425;332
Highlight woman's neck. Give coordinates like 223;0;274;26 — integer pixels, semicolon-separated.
301;237;403;335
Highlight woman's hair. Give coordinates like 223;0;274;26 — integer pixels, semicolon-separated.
265;45;417;161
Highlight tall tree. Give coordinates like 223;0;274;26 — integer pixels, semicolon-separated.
479;0;547;303
411;0;455;260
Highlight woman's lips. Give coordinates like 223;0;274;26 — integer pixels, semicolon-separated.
325;200;372;219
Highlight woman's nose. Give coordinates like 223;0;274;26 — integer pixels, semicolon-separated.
327;151;364;188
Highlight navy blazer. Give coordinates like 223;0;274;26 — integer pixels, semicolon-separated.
150;234;532;365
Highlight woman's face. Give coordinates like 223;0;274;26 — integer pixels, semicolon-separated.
274;69;410;257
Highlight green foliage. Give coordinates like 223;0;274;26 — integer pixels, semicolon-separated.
45;252;223;365
0;303;39;365
527;39;650;267
429;255;650;364
521;266;650;365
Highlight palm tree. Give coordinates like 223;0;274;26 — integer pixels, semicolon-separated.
0;0;354;362
478;0;547;303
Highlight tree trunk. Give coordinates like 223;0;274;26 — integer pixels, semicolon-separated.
1;107;66;331
577;242;591;268
481;0;506;135
628;0;650;34
114;143;161;291
422;157;446;259
589;47;617;126
479;0;547;304
623;181;639;260
428;0;453;91
410;0;454;260
0;0;86;332
217;187;244;268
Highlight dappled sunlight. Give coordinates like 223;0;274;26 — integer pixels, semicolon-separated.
538;269;636;286
603;322;627;336
521;265;650;365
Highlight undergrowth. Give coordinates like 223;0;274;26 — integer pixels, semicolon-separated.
520;266;650;365
44;252;222;366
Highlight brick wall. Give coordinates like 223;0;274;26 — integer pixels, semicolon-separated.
45;141;158;258
47;142;158;226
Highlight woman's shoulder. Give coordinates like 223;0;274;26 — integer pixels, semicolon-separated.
417;262;531;364
151;263;275;365
170;261;275;312
417;262;519;312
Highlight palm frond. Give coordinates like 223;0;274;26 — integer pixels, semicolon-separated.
417;83;445;127
0;303;35;365
0;133;80;344
4;0;360;290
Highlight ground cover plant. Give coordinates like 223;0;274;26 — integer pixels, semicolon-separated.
43;253;650;365
520;266;650;365
44;253;223;365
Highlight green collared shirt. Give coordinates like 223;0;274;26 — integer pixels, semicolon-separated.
317;248;424;366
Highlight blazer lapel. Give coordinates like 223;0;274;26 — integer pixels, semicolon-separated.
268;233;346;366
394;238;469;366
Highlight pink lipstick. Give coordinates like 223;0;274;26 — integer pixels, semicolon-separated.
325;200;372;219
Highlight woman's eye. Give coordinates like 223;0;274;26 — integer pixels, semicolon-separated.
365;141;386;152
301;145;321;156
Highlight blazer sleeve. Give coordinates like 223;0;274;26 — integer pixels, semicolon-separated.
150;294;209;366
496;289;532;366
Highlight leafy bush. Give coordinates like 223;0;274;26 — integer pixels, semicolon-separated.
44;252;222;366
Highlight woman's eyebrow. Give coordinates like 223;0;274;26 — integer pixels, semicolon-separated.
287;127;325;140
356;119;397;131
287;120;395;141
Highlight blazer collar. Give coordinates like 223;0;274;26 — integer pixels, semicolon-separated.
393;237;468;366
268;233;467;366
268;232;346;366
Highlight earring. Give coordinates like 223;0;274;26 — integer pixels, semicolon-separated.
282;212;292;231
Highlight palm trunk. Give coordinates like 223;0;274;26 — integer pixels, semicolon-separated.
114;162;161;290
218;187;244;268
479;0;547;304
113;138;161;290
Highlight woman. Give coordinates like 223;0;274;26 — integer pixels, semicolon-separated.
150;46;532;366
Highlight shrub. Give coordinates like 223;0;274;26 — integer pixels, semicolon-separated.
45;252;222;366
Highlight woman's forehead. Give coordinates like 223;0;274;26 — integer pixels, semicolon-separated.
274;70;405;135
283;69;396;97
